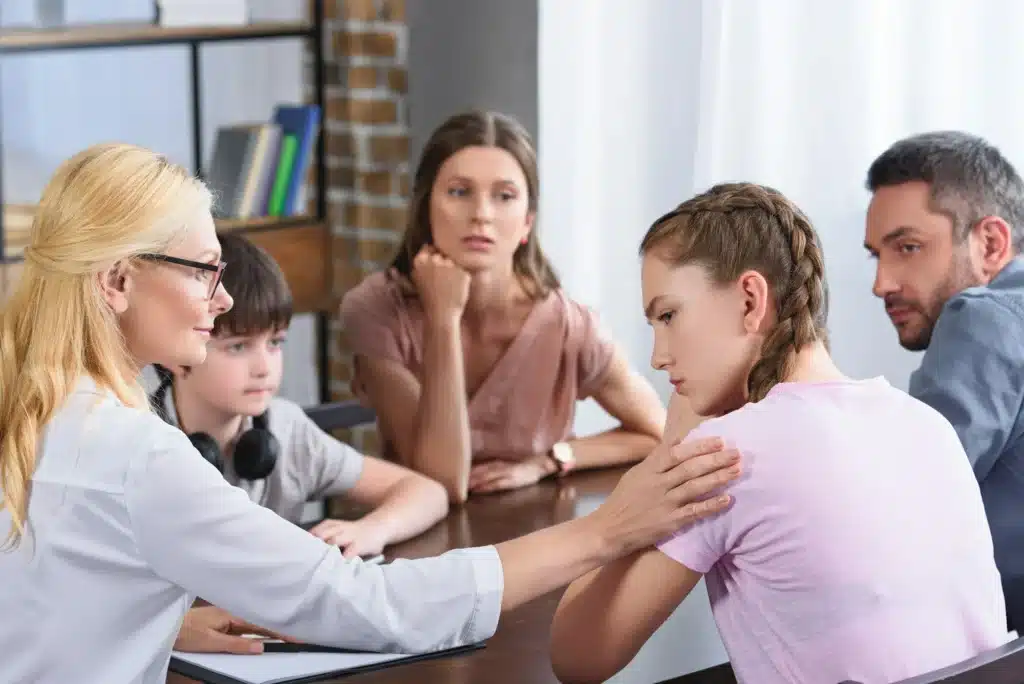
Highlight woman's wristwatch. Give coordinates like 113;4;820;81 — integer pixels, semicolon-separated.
547;441;576;478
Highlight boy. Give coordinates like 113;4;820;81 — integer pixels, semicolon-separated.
152;233;448;560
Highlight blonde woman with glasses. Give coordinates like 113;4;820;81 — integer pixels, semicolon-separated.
0;143;740;683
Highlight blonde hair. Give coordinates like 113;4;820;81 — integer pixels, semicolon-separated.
0;142;212;548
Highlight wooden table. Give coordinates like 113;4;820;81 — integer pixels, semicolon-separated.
169;467;735;684
346;468;619;684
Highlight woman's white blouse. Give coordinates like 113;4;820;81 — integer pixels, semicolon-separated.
0;379;503;684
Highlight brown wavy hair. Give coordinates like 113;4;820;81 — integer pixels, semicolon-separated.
389;110;559;299
640;182;830;402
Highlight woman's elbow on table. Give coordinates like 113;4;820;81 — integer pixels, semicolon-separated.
440;473;470;505
551;617;637;684
449;489;470;506
552;652;623;684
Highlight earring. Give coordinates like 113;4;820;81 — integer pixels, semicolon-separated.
520;237;528;245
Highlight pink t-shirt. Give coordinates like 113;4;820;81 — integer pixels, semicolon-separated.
659;377;1010;684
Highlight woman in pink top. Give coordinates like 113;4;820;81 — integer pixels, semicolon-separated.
340;111;671;503
550;183;1010;683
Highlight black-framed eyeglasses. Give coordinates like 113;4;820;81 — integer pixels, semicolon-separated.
138;254;227;300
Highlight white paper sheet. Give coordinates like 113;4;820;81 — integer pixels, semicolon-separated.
171;649;419;684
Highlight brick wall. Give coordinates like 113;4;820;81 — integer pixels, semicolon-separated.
319;0;410;456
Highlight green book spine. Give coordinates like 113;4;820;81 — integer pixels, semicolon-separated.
268;134;298;217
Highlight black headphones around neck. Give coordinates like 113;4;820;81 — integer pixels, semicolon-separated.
150;365;280;480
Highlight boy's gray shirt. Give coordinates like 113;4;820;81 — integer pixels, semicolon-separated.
909;257;1024;622
161;393;365;523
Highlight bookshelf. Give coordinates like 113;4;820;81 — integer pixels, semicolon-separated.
0;2;332;401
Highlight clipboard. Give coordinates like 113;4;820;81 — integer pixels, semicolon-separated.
169;641;485;684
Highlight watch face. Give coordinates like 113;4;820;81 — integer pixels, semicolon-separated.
552;443;573;466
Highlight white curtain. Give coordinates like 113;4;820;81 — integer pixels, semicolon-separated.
539;0;706;416
539;4;1024;678
542;0;1024;409
693;0;1024;390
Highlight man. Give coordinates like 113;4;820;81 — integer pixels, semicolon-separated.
864;130;1024;631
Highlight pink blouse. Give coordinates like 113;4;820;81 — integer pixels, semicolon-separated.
339;271;616;462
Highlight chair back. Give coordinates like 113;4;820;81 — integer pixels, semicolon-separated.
837;635;1024;684
303;400;376;432
892;635;1024;684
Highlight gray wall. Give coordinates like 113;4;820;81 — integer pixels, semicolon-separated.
406;0;538;160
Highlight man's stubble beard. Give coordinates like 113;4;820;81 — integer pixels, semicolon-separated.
900;249;982;352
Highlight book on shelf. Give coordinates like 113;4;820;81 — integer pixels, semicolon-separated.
1;98;320;254
205;103;321;222
157;0;249;28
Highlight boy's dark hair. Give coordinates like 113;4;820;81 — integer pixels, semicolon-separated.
213;232;293;337
866;130;1024;251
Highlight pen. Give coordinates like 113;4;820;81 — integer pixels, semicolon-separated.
261;640;362;654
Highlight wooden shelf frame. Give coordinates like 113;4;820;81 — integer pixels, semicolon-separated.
0;2;333;401
0;21;314;54
0;220;330;314
1;200;323;241
0;207;325;260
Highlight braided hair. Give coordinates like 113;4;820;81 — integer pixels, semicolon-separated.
640;182;830;402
